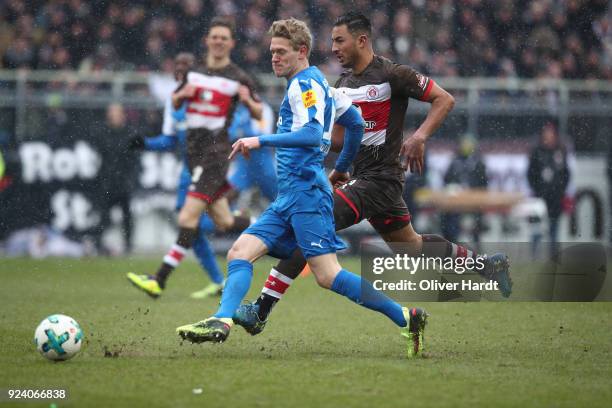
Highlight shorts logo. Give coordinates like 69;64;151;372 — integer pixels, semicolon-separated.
366;86;379;100
310;240;324;248
364;120;376;130
302;90;317;108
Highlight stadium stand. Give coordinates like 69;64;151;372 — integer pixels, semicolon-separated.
1;0;610;79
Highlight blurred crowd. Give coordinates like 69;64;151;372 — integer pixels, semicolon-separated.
1;0;610;79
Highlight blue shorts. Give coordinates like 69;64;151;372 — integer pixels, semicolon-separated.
244;186;346;259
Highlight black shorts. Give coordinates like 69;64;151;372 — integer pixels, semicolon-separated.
186;128;231;203
333;177;411;234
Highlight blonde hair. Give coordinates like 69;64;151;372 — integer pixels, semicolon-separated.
268;18;313;57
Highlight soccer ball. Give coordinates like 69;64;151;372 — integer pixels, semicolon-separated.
34;314;83;361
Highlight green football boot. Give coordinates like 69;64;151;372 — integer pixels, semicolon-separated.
400;307;428;358
176;317;233;343
126;273;162;299
190;282;224;299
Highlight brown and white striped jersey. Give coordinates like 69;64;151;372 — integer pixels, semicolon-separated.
184;63;258;134
335;55;433;182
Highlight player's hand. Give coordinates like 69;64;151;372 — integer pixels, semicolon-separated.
329;169;350;189
237;85;251;103
127;136;145;150
229;137;261;160
400;133;426;174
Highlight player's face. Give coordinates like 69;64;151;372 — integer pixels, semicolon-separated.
270;37;300;78
331;25;358;68
174;56;193;81
206;26;234;59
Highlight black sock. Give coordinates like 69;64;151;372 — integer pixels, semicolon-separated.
421;234;483;275
155;263;174;289
255;293;279;321
254;252;305;321
155;227;197;288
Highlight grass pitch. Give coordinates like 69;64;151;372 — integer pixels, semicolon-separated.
1;256;611;407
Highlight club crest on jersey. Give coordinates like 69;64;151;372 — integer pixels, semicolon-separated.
416;73;427;90
302;89;317;108
200;89;214;102
366;86;379;100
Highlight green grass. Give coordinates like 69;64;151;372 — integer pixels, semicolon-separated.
1;257;611;407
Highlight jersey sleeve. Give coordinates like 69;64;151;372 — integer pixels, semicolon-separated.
287;77;326;128
330;87;353;118
387;62;434;101
161;97;174;136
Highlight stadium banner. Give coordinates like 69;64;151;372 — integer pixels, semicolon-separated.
1;137;181;243
361;242;611;302
1;144;608;248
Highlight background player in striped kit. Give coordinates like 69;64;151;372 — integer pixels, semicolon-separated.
126;17;261;298
127;52;224;299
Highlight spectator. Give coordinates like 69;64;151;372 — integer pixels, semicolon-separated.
440;135;488;251
527;122;570;261
0;0;609;79
94;103;139;255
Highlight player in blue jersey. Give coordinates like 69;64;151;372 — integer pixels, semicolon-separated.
176;18;428;357
227;101;278;203
126;53;224;299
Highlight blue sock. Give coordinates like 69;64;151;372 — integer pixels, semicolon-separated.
192;233;224;285
214;259;253;318
331;269;407;327
198;214;216;234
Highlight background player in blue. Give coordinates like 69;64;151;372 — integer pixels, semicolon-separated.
227;101;278;203
176;18;428;357
127;53;224;299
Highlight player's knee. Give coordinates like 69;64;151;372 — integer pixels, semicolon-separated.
177;208;199;228
313;271;334;289
227;241;246;262
308;261;341;289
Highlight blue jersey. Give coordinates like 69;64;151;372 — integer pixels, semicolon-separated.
275;66;334;194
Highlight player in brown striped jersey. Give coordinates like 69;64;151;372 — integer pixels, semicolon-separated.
234;12;512;335
127;17;262;297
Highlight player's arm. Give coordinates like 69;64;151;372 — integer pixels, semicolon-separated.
333;105;364;173
238;75;263;120
229;122;322;159
238;85;263;120
230;79;325;159
401;81;454;174
328;106;365;188
130;100;184;151
391;64;455;174
141;134;179;151
171;74;196;109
